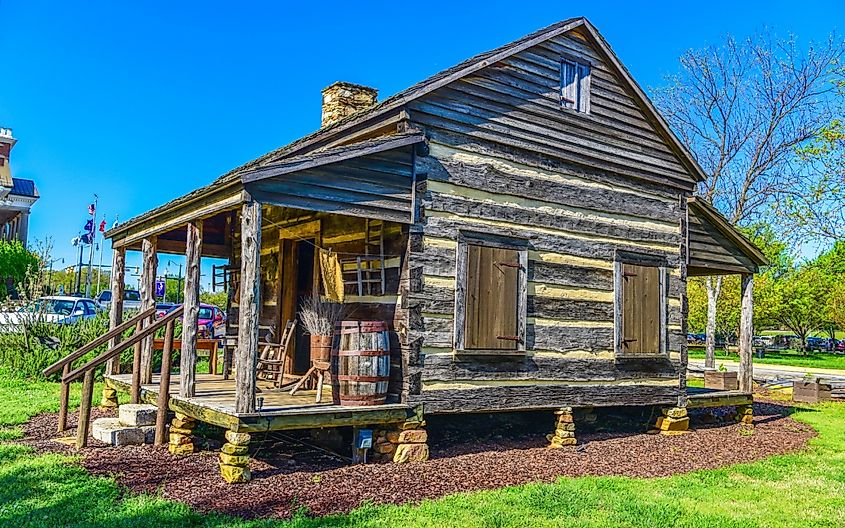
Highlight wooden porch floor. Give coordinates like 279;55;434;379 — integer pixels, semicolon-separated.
104;373;417;433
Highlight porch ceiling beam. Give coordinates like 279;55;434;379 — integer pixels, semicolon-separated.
128;238;230;259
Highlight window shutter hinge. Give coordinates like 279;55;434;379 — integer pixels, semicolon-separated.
496;335;521;342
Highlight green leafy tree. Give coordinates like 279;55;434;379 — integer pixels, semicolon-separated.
769;266;830;354
655;30;843;368
200;289;228;309
0;240;40;300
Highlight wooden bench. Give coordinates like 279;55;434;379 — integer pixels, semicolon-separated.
153;338;221;375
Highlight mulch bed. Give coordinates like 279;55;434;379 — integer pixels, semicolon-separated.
21;401;815;520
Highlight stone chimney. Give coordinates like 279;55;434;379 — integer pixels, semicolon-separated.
321;82;378;128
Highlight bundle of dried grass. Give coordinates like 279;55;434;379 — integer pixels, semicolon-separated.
298;296;345;336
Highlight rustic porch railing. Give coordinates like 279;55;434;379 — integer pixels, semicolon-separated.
42;305;184;449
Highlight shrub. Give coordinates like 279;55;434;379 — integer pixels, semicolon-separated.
0;312;111;380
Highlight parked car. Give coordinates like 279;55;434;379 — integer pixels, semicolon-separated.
155;302;177;318
96;289;142;312
806;337;834;352
0;296;102;330
197;303;225;339
834;340;845;355
687;333;706;345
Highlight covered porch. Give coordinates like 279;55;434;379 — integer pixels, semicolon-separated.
685;197;770;397
98;133;427;480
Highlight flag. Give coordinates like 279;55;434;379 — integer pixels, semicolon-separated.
99;219;106;233
88;203;96;216
81;233;93;245
84;219;94;233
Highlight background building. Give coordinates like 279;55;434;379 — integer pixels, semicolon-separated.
0;127;38;245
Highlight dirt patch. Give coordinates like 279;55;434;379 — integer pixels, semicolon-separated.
22;401;815;520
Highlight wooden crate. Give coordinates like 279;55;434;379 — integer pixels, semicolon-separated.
704;370;738;391
792;381;832;403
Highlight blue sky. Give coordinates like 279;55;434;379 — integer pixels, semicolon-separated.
1;0;841;290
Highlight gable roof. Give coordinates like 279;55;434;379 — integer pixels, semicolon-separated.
109;17;705;240
687;197;769;275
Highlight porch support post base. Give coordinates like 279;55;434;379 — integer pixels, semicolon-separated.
548;407;577;447
168;413;196;455
220;430;251;483
99;386;119;409
735;404;754;426
376;418;428;464
654;407;690;435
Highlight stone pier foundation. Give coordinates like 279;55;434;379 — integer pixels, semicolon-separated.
548;407;577;447
735;404;754;425
220;431;251;483
655;407;690;435
168;413;196;455
372;419;429;463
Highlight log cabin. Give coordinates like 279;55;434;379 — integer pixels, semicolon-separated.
50;17;769;482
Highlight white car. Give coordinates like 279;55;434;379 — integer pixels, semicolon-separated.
95;289;142;312
0;296;102;331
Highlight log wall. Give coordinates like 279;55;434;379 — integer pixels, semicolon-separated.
403;27;691;412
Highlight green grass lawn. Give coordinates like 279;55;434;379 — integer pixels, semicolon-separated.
688;347;845;371
1;372;844;527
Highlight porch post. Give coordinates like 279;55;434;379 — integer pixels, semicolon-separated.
235;200;261;414
738;273;754;393
180;221;203;398
139;236;158;384
106;246;126;376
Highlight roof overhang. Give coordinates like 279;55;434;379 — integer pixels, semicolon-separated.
242;133;426;225
687;197;769;276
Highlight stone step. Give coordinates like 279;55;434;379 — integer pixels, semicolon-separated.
92;418;146;446
118;404;157;427
92;417;163;446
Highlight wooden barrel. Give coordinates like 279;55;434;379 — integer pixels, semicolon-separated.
332;321;390;406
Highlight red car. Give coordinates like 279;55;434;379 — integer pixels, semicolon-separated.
197;303;225;339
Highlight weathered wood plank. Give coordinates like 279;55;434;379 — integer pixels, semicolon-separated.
409;383;680;413
420;153;680;223
106;247;125;376
425;192;680;245
139;237;157;385
420;354;679;382
235;201;261;414
526;325;614;352
739;274;753;393
179;221;203;398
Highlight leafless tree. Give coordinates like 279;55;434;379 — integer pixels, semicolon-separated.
654;30;844;368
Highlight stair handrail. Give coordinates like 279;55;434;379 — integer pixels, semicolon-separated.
63;305;185;384
42;307;157;377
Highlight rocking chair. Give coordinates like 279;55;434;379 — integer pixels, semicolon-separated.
256;320;296;389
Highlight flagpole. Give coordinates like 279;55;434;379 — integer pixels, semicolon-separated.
96;215;105;295
84;195;98;298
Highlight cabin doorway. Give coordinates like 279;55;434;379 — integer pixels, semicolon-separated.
292;240;315;373
278;219;321;376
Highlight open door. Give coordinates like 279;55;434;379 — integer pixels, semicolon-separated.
278;220;321;374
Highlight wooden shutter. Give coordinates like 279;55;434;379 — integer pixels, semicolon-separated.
576;62;591;113
464;244;519;350
561;60;577;110
621;264;660;355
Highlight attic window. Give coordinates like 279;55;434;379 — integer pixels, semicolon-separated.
561;59;591;113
